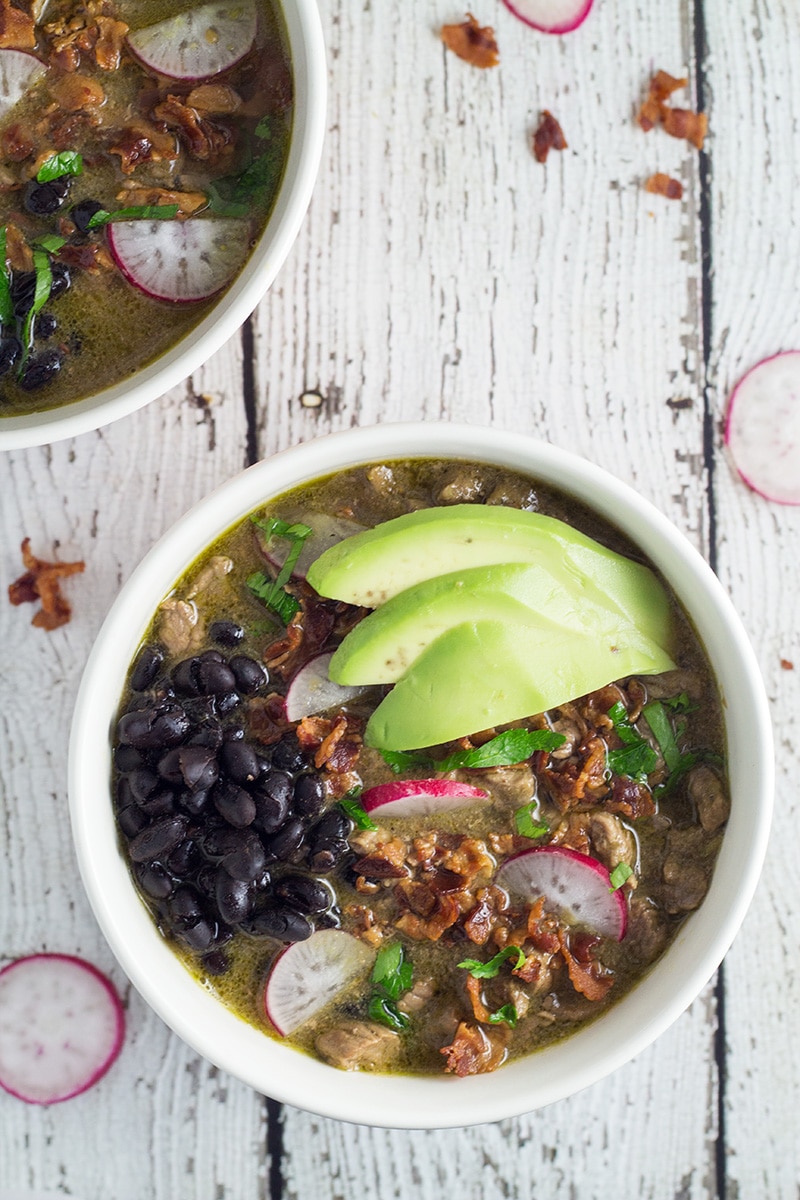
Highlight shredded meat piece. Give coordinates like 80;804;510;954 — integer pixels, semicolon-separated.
344;903;385;947
246;693;292;746
646;172;683;200
57;240;114;272
589;811;637;874
8;538;85;631
440;1021;506;1076
440;13;499;69
116;186;207;218
557;929;614;1002
155;598;200;656
48;72;105;111
186;83;242;115
153;95;233;162
315;1021;399;1071
395;892;460;941
108;119;178;173
542;734;608;809
4;222;32;271
688;765;729;834
1;121;33;163
353;835;410;881
532;110;567;164
93;15;128;69
0;0;35;48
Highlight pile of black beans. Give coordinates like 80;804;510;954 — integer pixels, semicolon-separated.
113;620;353;977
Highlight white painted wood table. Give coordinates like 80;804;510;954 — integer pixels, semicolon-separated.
1;0;798;1196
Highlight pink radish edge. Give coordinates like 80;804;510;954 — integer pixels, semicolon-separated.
496;846;627;940
0;953;125;1105
361;779;489;817
264;930;373;1037
723;350;800;506
501;0;594;34
285;651;370;722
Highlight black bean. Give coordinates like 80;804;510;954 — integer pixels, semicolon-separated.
213;781;256;828
196;864;217;898
215;690;242;716
178;919;217;952
181;745;220;791
229;655;268;695
137;788;176;818
222;725;245;742
0;337;22;378
11;271;35;317
49;261;71;299
252;790;289;836
168;885;204;930
128;767;160;804
215;869;253;925
315;908;342;930
264;817;305;861
309;809;352;844
130;644;164;691
171;657;201;695
221;740;260;785
274;872;333;915
71;197;104;233
118;803;148;839
210;620;244;648
114;744;145;773
116;775;135;809
136;862;174;900
177;786;212;816
293;773;325;819
196;658;237;696
37;311;57;339
271;738;307;773
166;838;200;878
201;949;231;975
117;704;190;750
222;833;267;882
128;814;188;863
201;826;244;860
23;176;71;215
186;722;224;751
198;649;225;663
308;838;349;873
242;905;313;942
259;770;293;808
19;349;62;392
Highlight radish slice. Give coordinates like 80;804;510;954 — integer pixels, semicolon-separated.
127;0;258;81
107;217;251;303
264;930;373;1037
724;351;800;505
0;50;46;121
0;954;125;1105
285;651;370;722
259;514;366;581
496;847;627;940
361;779;489;818
501;0;593;34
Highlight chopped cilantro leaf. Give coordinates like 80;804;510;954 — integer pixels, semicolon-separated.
246;516;312;626
609;862;634;891
662;691;698;715
642;700;682;773
380;749;436;775
368;994;410;1032
372;942;413;1000
20;249;52;367
606;702;658;781
246;571;300;624
339;790;377;831
438;728;565;772
87;204;179;229
513;803;549;839
0;227;14;326
37;151;83;182
34;234;67;254
458;945;526;979
488;1003;518;1028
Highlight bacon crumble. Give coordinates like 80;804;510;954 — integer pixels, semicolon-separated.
8;539;85;630
532;111;567;164
440;13;499;69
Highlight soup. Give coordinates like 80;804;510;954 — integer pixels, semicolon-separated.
0;0;291;415
111;460;729;1076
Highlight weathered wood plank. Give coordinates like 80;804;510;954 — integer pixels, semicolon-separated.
702;1;800;1196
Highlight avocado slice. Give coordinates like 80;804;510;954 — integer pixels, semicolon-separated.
364;619;676;751
330;561;674;685
306;504;671;646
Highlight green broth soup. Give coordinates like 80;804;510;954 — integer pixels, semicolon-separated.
0;0;291;415
112;460;729;1077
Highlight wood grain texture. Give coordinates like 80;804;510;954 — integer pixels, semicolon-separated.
0;0;796;1195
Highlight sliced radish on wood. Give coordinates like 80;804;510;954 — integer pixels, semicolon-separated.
107;217;251;303
264;930;373;1037
0;50;46;121
361;779;489;818
259;514;366;581
496;846;627;940
501;0;593;34
127;0;258;81
0;954;124;1105
724;350;800;505
285;651;370;722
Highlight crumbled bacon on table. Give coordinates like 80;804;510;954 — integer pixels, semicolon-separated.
637;69;708;150
440;13;499;69
532;111;568;164
8;538;85;630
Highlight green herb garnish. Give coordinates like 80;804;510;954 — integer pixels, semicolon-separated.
642;700;682;773
513;803;549;840
458;945;526;979
606;702;658;781
0;227;14;326
662;691;697;714
207;116;285;217
608;862;634;891
367;994;410;1032
339;789;377;831
379;749;436;775
438;728;566;772
86;204;180;229
247;515;313;625
20;249;52;365
488;1003;518;1028
372;941;413;1000
34;234;67;254
37;151;83;182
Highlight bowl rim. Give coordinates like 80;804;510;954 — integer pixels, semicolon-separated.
0;0;327;452
68;422;774;1128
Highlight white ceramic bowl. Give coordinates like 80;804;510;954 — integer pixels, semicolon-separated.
68;423;773;1128
0;0;326;452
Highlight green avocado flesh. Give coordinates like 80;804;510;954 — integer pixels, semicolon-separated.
364;619;675;751
306;503;671;646
329;561;675;686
